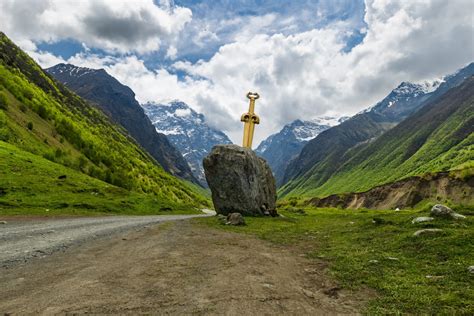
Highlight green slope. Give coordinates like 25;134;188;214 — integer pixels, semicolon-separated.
0;32;208;214
284;77;474;198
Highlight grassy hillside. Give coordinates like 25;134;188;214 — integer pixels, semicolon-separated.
0;32;208;214
279;113;394;196
283;77;474;198
0;141;202;215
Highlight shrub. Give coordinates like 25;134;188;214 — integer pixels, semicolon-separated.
37;104;49;119
0;92;7;110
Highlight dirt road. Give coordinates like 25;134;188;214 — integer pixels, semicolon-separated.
0;215;210;267
0;219;367;315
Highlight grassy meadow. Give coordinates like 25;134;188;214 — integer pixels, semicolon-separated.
198;204;474;314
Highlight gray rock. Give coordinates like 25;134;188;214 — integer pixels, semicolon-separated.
226;213;246;226
468;266;474;274
451;213;466;220
412;217;434;224
0;221;7;225
430;204;466;220
413;228;443;237
430;204;454;218
203;145;277;216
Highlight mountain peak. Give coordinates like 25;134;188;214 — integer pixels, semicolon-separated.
143;100;232;186
48;63;104;78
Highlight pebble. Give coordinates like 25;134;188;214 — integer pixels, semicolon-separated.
413;229;443;237
301;288;316;299
387;257;400;261
412;217;434;224
369;260;379;264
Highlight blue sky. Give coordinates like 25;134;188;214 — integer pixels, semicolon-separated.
0;0;472;145
36;0;367;72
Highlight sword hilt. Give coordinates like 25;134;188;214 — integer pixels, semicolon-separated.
246;92;260;100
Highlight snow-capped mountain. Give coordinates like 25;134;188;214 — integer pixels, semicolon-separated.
256;116;345;185
360;80;442;121
143;101;232;186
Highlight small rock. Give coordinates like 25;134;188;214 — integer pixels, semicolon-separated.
369;260;379;264
430;204;465;220
387;257;400;261
430;204;453;217
412;217;434;224
426;275;444;280
226;213;246;226
301;288;316;299
413;228;443;237
395;208;400;211
262;283;273;288
349;221;355;225
468;266;474;274
451;213;466;220
0;221;7;225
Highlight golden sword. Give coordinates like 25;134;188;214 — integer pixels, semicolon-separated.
241;92;260;148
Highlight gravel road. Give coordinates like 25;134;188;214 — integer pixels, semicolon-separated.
0;214;210;267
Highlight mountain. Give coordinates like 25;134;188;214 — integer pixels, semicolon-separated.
0;32;208;213
295;75;474;199
46;63;198;185
255;117;345;185
281;62;474;196
143;101;232;186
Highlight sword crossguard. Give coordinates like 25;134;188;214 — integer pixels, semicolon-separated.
241;113;260;124
246;92;260;100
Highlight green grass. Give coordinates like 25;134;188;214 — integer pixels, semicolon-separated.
0;141;202;216
197;206;474;314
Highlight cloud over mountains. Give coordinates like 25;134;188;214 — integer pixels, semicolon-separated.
1;0;472;145
0;0;191;54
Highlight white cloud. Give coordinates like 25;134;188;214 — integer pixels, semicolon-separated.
0;0;192;54
16;0;474;147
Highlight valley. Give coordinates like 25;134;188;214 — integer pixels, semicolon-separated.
0;2;473;313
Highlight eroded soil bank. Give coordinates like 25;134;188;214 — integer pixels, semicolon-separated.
309;172;473;209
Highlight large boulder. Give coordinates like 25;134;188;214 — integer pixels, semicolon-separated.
203;145;277;216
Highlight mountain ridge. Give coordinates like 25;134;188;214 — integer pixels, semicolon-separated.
46;63;199;185
281;62;474;195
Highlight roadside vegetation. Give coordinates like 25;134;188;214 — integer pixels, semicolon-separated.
198;203;474;314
